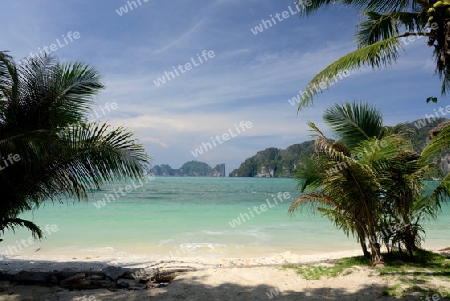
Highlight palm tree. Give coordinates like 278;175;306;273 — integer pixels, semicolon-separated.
290;102;449;265
295;0;449;109
0;52;150;239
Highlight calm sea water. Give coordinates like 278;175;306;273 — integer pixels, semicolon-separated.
1;177;449;259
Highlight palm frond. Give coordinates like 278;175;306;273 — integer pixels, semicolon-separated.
297;0;427;17
13;54;104;129
294;155;326;192
323;102;384;148
0;51;18;111
357;11;424;47
23;122;150;203
413;176;450;221
307;121;326;138
331;141;351;156
353;139;391;166
288;193;339;213
349;0;427;13
313;135;354;164
420;123;450;163
0;51;150;237
297;38;403;110
52;61;105;125
0;218;43;238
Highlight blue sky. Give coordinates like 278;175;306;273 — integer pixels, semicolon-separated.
1;0;447;173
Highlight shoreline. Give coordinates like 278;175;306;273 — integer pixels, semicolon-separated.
2;239;447;263
1;249;366;270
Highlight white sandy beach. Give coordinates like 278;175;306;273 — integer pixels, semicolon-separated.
1;248;448;301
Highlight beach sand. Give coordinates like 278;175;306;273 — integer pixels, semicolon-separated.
1;249;448;301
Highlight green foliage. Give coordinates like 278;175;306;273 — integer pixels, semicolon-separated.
229;141;315;177
381;284;404;297
427;96;438;103
231;117;449;178
0;52;150;238
377;250;450;298
291;102;450;265
297;38;403;110
181;161;212;176
400;117;446;152
288;265;343;280
283;255;371;280
323;101;384;148
356;11;425;47
294;0;450;110
284;250;450;298
421;122;450;162
230;158;256;177
297;0;424;18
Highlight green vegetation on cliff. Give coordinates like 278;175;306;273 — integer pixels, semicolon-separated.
230;118;449;178
229;141;315;177
403;117;447;152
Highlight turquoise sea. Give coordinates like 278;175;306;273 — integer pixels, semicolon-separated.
1;177;449;259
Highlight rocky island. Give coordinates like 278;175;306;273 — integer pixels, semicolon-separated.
151;161;225;177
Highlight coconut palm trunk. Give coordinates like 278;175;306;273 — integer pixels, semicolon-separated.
444;19;450;72
358;230;370;258
368;233;383;265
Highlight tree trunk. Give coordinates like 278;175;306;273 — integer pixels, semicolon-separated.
444;20;450;71
436;18;450;75
369;235;384;267
359;235;370;258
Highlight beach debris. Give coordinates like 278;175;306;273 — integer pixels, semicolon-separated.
101;266;126;280
0;263;197;293
127;267;159;282
154;271;177;282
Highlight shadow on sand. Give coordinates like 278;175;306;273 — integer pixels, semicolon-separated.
0;258;441;301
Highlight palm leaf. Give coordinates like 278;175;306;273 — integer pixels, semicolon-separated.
307;121;327;139
294;155;326;192
323;102;384;148
297;38;403;110
289;193;339;213
13;55;104;129
52;61;104;125
420;123;450;163
298;0;428;16
348;0;427;12
413;175;450;222
0;52;19;110
23;122;150;203
0;52;150;236
0;218;43;238
357;11;424;47
353;137;398;164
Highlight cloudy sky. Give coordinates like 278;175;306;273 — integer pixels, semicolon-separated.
1;0;446;173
